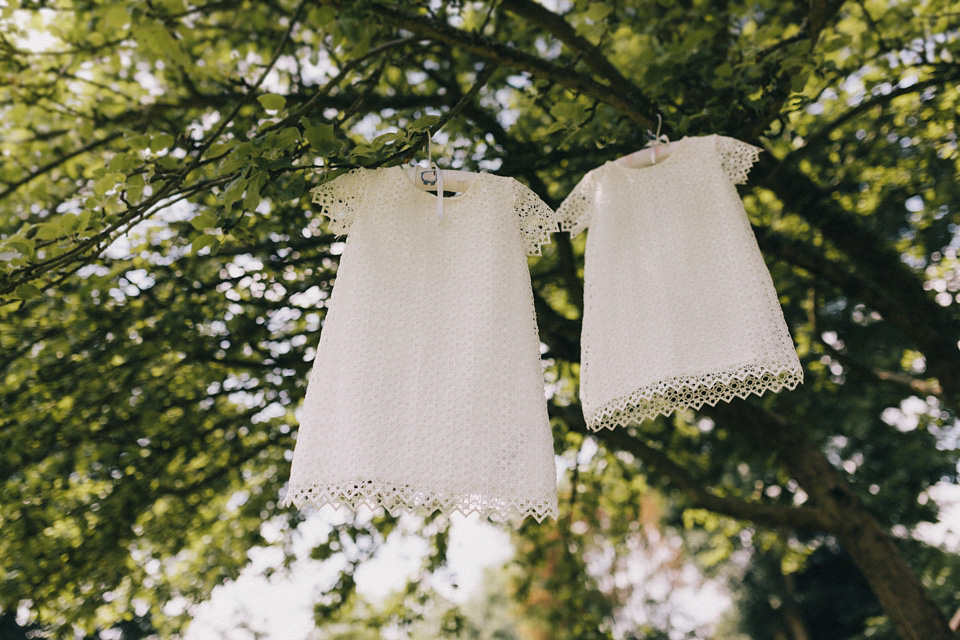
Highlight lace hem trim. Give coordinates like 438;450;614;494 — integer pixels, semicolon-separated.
585;363;804;431
281;480;558;522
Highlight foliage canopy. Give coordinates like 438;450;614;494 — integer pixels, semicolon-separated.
1;0;959;638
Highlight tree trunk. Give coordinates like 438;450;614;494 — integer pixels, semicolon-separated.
782;572;812;640
833;502;955;640
710;403;957;640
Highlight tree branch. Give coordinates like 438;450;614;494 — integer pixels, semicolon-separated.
377;62;500;167
553;404;829;531
786;69;960;163
0;132;123;202
0;1;311;299
366;2;656;129
602;426;829;531
753;226;944;350
738;0;848;141
706;399;957;640
753;156;960;404
497;0;654;114
822;340;945;400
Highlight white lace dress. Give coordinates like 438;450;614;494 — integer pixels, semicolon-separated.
558;135;803;430
282;165;558;522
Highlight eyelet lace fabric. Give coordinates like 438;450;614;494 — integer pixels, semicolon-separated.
557;135;803;431
283;166;559;522
311;168;367;235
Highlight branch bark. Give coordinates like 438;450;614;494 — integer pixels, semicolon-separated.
1;0;311;299
497;0;654;114
366;2;656;129
754;156;960;405
822;340;945;401
0;132;123;202
553;404;829;531
786;69;960;163
599;426;830;531
707;401;957;640
738;0;848;141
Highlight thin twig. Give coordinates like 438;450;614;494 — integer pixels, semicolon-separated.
376;62;500;167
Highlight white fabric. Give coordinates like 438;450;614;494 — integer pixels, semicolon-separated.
557;135;803;430
282;165;558;522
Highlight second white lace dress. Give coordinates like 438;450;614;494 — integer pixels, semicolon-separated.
558;135;803;430
282;165;558;522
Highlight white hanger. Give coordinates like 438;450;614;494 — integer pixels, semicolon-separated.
616;114;673;168
404;134;480;220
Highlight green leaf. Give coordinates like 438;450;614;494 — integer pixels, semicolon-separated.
585;3;612;21
75;210;93;235
274;127;301;149
126;134;150;151
277;173;306;201
257;94;286;111
14;284;41;299
243;170;267;211
93;175;117;196
372;131;405;146
150;134;175;153
219;176;248;207
191;234;218;254
207;142;234;157
550;101;577;121
3;237;34;258
544;121;568;134
103;5;129;30
108;152;136;172
60;215;78;233
351;144;377;158
219;142;256;174
34;222;65;241
821;34;852;52
126;175;145;201
791;69;811;92
313;5;337;25
302;118;339;155
408;115;440;131
190;212;218;231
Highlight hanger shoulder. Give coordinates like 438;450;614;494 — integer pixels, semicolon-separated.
405;166;480;193
616;143;674;168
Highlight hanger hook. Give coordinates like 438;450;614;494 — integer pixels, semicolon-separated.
643;113;668;164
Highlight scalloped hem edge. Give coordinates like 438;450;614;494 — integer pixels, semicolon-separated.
280;481;558;523
585;365;804;431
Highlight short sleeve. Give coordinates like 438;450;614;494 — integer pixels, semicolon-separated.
715;135;762;185
556;167;603;237
511;179;558;257
309;168;368;235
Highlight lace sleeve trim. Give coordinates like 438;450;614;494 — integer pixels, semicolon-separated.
310;168;367;235
715;135;762;185
557;166;602;236
512;179;557;256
